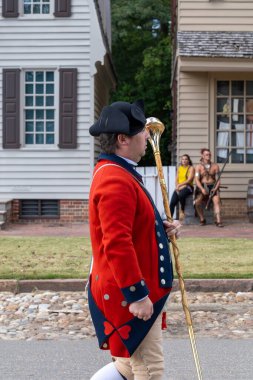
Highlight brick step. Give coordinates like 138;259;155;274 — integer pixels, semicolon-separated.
0;221;6;230
0;199;12;212
182;194;214;226
0;211;7;222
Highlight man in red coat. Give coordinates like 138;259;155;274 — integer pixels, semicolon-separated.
88;100;179;380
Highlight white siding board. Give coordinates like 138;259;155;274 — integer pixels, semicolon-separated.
179;0;253;31
179;135;208;143
0;190;90;199
178;71;209;169
0;166;89;173
179;114;208;121
0;0;109;201
2;173;89;179
178;122;209;132
181;3;253;10
180;99;207;107
0;157;91;165
1;34;90;40
1;179;89;186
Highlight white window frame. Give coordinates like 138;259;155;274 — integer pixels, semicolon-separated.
19;0;54;18
20;68;59;150
210;74;253;169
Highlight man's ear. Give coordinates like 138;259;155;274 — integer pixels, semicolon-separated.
117;134;129;145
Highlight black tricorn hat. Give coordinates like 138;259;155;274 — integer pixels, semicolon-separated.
89;100;146;137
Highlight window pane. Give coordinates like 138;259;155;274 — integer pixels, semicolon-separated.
46;72;54;81
231;98;243;113
246;99;253;122
36;122;44;132
25;110;34;119
25;84;33;94
46;122;54;132
24;4;31;14
246;81;253;96
46;96;54;106
232;81;244;96
247;131;253;148
246;151;253;163
36;110;44;119
36;72;44;82
36;96;44;106
36;134;44;144
33;4;40;14
46;110;54;119
46;134;54;144
25;72;33;82
232;115;244;127
232;132;244;147
36;84;44;94
217;81;229;96
25;122;34;132
217;149;229;163
25;134;34;144
42;4;49;13
217;98;228;113
231;149;244;163
25;96;33;106
217;131;229;147
46;84;54;94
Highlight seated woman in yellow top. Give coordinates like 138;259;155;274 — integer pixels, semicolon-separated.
170;154;195;219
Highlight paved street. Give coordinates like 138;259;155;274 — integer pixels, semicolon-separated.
0;338;252;380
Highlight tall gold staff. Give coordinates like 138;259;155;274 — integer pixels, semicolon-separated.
145;117;203;380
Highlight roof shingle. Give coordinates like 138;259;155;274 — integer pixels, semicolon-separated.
178;31;253;58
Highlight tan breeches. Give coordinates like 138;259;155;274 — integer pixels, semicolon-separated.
114;314;164;380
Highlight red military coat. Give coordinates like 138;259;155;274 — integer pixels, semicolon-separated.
88;154;173;357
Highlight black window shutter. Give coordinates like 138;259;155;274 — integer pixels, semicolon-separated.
59;68;77;149
3;69;20;149
2;0;19;18
54;0;71;17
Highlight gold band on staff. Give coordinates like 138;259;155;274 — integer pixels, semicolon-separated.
145;117;203;380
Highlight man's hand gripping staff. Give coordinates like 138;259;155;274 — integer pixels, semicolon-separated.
145;117;203;380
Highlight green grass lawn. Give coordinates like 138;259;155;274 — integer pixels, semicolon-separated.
0;237;252;280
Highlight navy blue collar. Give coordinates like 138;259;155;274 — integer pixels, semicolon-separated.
98;153;143;183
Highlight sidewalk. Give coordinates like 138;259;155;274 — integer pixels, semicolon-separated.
0;217;253;238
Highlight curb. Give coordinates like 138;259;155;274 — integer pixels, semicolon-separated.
0;279;252;293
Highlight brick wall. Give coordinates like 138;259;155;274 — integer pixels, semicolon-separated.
221;199;247;218
10;199;89;223
9;197;248;223
60;200;89;223
11;200;20;222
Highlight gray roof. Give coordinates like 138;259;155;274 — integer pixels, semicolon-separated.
178;31;253;59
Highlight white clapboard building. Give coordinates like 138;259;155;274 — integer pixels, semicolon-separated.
0;0;116;227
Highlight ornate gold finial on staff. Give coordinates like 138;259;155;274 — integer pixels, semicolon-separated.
145;117;203;380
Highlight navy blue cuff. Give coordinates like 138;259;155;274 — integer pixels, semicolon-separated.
121;279;149;304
